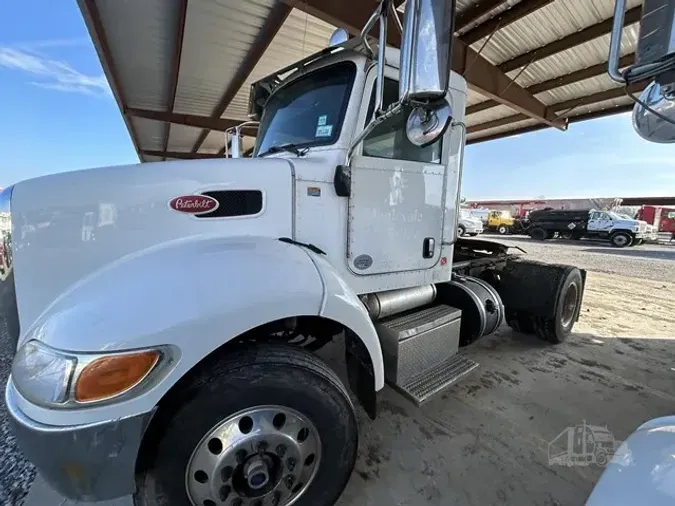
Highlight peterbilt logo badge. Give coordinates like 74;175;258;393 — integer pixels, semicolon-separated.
169;195;219;214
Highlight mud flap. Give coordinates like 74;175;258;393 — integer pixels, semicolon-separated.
345;330;378;419
496;259;586;320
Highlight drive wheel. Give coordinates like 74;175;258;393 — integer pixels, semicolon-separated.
533;267;583;344
457;224;466;237
505;309;534;334
610;231;632;248
135;344;358;506
530;227;547;240
561;230;574;240
497;225;509;235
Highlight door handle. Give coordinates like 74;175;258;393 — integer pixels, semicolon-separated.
423;237;435;258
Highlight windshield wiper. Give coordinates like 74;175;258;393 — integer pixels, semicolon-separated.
258;143;309;158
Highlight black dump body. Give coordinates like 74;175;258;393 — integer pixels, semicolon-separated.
528;209;590;234
529;209;590;223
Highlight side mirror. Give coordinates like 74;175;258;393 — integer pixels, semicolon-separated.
399;0;454;102
399;0;455;146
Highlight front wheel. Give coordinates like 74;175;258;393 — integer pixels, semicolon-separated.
457;224;466;237
135;344;358;506
610;231;633;248
497;225;509;235
530;227;547;240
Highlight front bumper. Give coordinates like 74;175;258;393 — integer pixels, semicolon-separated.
6;382;153;501
465;224;483;234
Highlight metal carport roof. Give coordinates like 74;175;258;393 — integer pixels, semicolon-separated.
77;0;645;162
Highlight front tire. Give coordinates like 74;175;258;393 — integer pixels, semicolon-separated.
458;224;466;237
610;231;632;248
497;225;509;235
135;344;358;506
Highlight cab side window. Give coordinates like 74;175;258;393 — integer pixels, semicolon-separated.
362;77;442;163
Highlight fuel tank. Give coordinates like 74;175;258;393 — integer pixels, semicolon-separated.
9;158;294;331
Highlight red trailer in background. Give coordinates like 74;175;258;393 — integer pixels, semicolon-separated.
637;206;675;240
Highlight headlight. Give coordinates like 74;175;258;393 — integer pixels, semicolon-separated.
11;341;75;405
633;224;640;232
12;340;164;408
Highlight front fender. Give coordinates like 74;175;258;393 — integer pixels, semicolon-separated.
14;236;325;426
306;252;385;391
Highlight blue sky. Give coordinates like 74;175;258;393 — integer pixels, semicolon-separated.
1;0;674;199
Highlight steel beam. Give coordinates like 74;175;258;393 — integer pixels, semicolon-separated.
467;104;634;144
125;108;260;134
455;0;508;31
468;82;645;135
499;6;642;73
142;150;225;160
79;0;142;160
162;0;189;160
461;0;554;45
291;0;564;129
467;53;636;116
190;2;292;153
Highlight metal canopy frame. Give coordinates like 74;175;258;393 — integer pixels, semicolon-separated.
78;0;644;161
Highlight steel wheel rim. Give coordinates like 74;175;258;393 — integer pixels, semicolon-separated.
186;406;321;506
560;282;579;328
614;235;628;246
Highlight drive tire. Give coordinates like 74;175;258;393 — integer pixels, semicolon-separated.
610;231;632;248
458;224;466;237
134;344;358;506
561;230;574;240
532;267;583;344
497;225;509;235
530;227;547;241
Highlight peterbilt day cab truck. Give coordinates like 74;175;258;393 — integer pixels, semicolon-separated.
528;208;649;247
637;205;675;241
2;0;673;505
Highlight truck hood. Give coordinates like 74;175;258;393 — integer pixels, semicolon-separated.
10;157;294;331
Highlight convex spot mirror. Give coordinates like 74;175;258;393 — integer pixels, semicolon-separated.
406;99;453;147
633;80;675;143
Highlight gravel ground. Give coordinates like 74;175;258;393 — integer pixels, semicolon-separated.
2;236;673;506
0;331;35;506
490;235;675;282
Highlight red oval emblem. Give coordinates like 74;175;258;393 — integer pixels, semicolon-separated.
169;195;219;214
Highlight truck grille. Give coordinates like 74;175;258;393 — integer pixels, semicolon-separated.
0;186;19;355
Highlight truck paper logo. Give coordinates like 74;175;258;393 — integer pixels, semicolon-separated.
169;195;219;214
548;421;622;467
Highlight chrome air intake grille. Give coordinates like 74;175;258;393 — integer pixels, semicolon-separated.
0;185;19;355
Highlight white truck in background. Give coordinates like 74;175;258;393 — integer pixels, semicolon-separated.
2;0;674;505
457;208;484;237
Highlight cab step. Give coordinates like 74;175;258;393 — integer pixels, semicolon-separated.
375;304;478;406
397;354;478;406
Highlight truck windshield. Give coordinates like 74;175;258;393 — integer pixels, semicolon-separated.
255;61;356;157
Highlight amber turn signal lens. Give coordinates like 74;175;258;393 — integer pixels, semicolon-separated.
75;351;160;403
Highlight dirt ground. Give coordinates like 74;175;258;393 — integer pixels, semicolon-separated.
332;271;675;506
21;251;675;506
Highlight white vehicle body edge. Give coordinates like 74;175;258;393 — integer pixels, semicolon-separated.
11;234;383;426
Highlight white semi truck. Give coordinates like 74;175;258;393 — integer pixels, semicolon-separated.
2;0;674;505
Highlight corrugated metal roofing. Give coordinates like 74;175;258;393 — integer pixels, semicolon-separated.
79;0;648;160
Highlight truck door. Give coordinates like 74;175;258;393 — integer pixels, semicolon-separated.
587;211;612;233
347;71;445;275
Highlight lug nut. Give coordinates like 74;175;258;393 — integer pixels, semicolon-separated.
256;441;268;455
271;491;282;506
236;449;247;464
219;485;231;501
285;474;295;490
221;466;233;482
276;444;287;457
286;457;296;472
